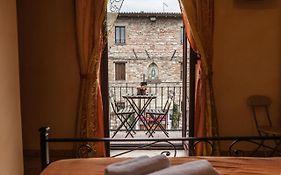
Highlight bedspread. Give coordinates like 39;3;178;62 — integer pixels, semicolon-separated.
40;156;281;175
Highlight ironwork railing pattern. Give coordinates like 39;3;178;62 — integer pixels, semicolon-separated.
108;0;124;13
39;127;281;170
109;81;188;132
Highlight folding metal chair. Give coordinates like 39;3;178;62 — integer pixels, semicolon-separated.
146;92;174;137
110;95;135;138
247;95;281;155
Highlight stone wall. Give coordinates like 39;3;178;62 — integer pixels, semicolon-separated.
108;13;190;83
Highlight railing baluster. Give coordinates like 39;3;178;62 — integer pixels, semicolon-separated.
161;87;163;109
125;84;128;107
119;86;122;102
155;84;157;109
125;83;128;94
113;87;116;98
149;86;152;109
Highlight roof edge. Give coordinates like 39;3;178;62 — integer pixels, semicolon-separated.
115;12;182;18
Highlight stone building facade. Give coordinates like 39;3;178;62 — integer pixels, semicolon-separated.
108;12;189;84
107;12;190;132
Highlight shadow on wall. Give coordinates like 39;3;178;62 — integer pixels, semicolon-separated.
234;0;281;127
233;0;279;9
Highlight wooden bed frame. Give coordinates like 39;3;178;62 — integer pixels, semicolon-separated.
39;127;281;170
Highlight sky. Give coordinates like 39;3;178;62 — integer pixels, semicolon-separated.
109;0;181;13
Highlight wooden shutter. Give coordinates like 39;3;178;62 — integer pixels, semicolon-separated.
115;62;125;80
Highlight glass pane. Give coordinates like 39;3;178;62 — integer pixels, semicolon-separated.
115;27;120;44
120;27;125;44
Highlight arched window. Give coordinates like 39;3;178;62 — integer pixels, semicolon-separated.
147;62;159;80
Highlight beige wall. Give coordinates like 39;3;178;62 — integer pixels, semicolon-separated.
214;0;281;137
18;0;80;150
0;0;24;174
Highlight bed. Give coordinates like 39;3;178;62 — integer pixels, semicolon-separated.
39;127;281;175
40;156;281;175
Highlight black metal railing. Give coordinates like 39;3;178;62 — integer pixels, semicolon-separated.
109;81;188;133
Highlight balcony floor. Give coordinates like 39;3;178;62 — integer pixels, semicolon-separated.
110;130;185;139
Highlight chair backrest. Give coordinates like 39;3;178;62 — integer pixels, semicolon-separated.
163;91;174;112
247;95;272;135
109;94;119;114
109;93;126;114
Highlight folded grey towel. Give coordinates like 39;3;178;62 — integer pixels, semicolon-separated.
104;155;170;175
147;160;219;175
107;155;149;167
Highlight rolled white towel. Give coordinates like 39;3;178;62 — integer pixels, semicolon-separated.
147;160;219;175
104;155;170;175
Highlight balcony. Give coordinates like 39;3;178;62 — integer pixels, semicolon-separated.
109;81;189;140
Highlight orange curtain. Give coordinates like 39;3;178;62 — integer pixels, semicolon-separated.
75;0;107;157
180;0;219;155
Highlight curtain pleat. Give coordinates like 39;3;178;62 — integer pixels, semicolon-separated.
75;0;107;157
180;0;220;155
